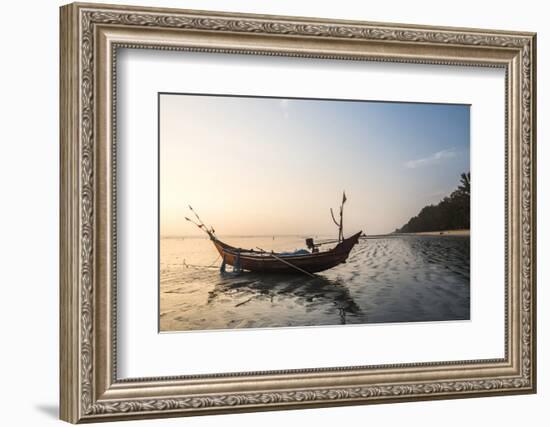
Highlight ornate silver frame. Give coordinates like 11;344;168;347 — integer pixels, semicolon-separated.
60;2;537;423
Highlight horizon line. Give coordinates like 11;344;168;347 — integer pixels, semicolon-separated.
160;233;359;239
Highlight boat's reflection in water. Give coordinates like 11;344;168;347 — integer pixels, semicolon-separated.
207;272;363;325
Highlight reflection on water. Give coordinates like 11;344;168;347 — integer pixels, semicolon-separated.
160;235;470;332
207;274;363;325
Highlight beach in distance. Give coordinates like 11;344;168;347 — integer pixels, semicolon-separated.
391;229;470;237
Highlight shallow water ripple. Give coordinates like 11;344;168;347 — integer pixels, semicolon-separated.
160;235;470;331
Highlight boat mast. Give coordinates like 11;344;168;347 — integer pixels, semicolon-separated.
339;191;346;241
330;191;347;242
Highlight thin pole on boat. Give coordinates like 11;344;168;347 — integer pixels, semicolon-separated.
330;191;347;242
185;205;216;239
256;247;317;278
315;239;340;246
184;216;207;235
340;191;346;241
189;205;205;225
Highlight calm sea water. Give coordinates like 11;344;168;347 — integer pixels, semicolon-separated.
160;235;470;332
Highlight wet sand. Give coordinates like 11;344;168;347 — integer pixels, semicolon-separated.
160;235;470;332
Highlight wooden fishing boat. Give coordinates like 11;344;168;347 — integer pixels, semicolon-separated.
185;192;361;275
212;231;362;274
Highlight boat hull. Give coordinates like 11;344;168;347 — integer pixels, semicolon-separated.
212;231;362;274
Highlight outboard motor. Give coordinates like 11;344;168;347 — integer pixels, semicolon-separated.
305;238;318;253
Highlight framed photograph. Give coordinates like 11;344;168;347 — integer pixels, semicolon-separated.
60;2;537;423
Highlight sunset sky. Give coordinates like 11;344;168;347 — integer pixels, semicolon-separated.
160;94;469;237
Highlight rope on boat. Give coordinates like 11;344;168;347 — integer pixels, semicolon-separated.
183;254;221;270
256;246;317;278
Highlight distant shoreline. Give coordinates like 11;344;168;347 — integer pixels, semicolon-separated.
164;230;471;240
160;234;335;239
397;229;470;237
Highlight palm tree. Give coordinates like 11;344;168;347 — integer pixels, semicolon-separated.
457;172;470;197
397;171;471;232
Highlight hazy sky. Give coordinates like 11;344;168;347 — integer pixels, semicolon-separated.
160;94;469;237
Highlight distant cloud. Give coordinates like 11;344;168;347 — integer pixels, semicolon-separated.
405;148;457;169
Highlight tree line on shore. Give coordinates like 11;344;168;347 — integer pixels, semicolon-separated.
397;172;470;233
